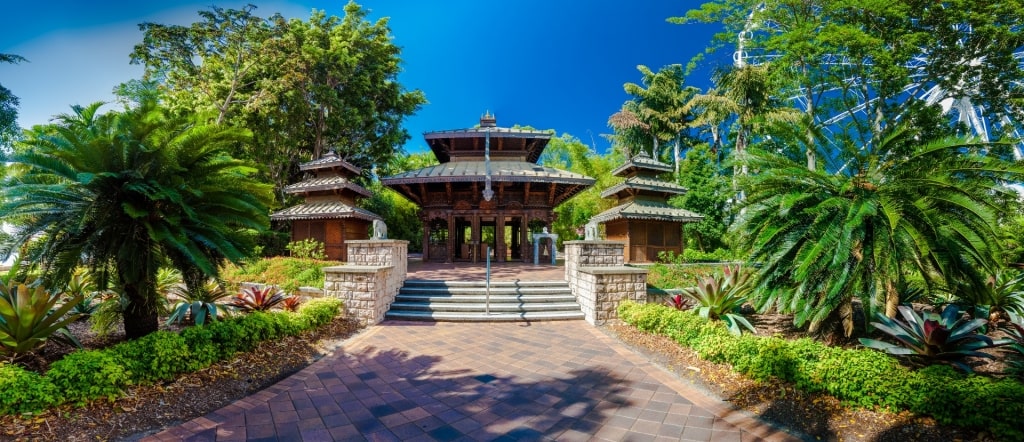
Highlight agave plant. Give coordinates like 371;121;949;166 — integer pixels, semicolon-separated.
0;282;84;361
859;304;1009;372
166;279;234;326
1001;312;1024;378
231;286;287;313
681;265;756;336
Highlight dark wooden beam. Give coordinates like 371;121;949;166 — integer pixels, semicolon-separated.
548;183;557;206
398;184;422;205
524;182;531;205
445;182;453;204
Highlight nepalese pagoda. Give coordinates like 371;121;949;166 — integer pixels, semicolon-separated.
270;151;382;261
382;114;595;263
591;150;703;263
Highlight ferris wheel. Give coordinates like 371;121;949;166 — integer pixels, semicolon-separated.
733;3;1024;159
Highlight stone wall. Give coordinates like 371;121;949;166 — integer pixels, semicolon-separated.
322;239;408;325
564;240;648;325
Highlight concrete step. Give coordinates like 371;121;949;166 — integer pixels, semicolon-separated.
395;294;577;304
387;279;582;322
384;310;585;322
389;301;583;312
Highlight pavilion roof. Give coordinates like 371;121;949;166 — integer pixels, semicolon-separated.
600;176;688;199
611;151;674;177
270;201;381;221
299;151;362;176
282;176;372;198
591;200;704;224
381;160;594;186
424;116;553;163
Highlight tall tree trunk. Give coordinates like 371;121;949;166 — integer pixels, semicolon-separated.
122;282;159;340
885;279;898;318
674;133;681;175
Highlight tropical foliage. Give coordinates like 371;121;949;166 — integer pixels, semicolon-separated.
166;279;234;326
0;282;83;362
231;286;288;313
733;117;1024;336
859;305;1006;373
0;100;273;339
681;265;756;335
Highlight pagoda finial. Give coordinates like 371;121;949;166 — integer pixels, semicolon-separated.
480;111;497;128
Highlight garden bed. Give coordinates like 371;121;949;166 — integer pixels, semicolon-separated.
0;311;362;441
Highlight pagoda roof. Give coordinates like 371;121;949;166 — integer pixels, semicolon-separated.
300;151;362;175
282;176;372;198
600;176;688;199
270;201;381;222
424;116;553;163
381;160;594;186
611;151;674;177
591;200;704;224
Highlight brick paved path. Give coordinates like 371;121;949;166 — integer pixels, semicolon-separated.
145;321;798;441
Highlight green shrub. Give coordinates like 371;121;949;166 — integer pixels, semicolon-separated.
47;350;130;404
0;362;57;414
0;297;344;416
113;331;194;382
285;238;326;260
617;301;1024;440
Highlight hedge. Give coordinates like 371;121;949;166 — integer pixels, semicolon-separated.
618;301;1024;440
0;298;342;415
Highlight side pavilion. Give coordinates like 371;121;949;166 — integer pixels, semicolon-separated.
382;114;595;263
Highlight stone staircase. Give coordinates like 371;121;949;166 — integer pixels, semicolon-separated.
385;279;584;321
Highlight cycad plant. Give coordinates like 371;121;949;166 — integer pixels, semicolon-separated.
734;116;1024;337
0;100;273;339
681;265;756;336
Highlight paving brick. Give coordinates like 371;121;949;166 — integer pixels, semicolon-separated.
141;312;800;442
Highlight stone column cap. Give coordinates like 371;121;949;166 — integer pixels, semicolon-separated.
577;266;648;275
346;239;410;245
323;264;395;272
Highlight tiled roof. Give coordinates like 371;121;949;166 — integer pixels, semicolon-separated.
591;200;704;224
299;152;362;175
270;201;382;221
611;152;673;177
381;160;594;186
600;177;687;199
283;176;372;198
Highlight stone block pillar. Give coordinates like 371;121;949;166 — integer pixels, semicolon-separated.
564;240;648;325
322;239;408;325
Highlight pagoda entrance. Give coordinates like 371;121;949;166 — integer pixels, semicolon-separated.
382;114;595;265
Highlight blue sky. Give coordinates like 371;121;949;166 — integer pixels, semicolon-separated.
1;1;726;154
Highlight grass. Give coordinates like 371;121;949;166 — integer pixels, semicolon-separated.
220;256;343;292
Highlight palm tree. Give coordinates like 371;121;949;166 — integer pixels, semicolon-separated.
621;65;699;174
0;101;273;339
733;120;1023;338
687;64;800;176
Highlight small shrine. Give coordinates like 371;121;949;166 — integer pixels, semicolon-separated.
591;150;703;263
270;151;381;261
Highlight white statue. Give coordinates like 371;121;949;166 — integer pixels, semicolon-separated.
372;219;388;239
584;221;598;240
542;226;549;234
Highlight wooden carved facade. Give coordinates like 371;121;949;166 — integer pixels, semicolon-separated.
383;114;594;263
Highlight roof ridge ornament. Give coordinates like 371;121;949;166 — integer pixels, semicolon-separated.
480;111;497;128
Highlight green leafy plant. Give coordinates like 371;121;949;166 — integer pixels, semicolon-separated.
0;282;84;362
231;286;287;312
681;265;755;336
951;270;1024;326
665;293;692;311
859;304;1008;372
285;238;326;260
88;289;127;338
166;279;233;326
